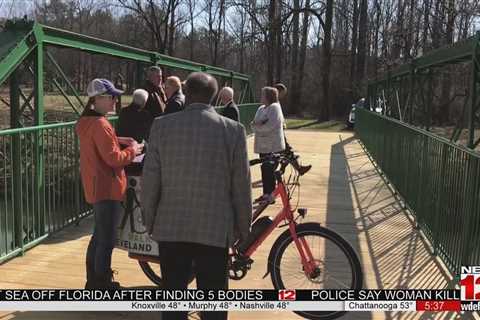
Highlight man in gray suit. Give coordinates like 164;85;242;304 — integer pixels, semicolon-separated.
142;72;252;320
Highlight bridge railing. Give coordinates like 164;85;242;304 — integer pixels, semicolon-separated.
356;108;480;275
0;103;260;263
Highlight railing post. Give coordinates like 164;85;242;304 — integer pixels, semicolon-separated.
432;143;449;255
34;37;45;238
460;155;479;271
10;70;23;254
408;62;415;124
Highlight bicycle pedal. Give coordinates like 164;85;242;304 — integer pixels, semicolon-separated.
297;208;307;217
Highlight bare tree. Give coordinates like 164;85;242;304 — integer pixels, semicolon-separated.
356;0;368;84
350;0;359;85
117;0;174;53
321;0;333;120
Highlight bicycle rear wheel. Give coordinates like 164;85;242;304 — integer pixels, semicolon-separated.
139;261;164;286
269;222;363;320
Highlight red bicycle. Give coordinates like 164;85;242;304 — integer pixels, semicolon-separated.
131;153;363;320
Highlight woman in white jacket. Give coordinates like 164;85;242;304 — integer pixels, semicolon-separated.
251;87;285;203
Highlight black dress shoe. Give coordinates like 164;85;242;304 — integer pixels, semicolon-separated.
298;165;312;176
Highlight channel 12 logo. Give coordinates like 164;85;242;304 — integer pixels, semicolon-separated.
278;289;296;301
460;266;480;300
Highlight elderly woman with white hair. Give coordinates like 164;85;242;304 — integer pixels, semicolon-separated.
116;89;152;143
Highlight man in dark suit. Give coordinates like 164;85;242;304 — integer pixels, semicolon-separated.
164;76;185;115
142;66;167;119
142;72;252;320
219;86;240;122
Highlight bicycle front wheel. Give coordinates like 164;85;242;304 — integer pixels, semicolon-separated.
269;222;363;320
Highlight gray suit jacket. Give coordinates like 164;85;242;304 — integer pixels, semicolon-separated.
141;103;252;248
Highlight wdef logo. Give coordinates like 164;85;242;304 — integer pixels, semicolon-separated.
460;266;480;301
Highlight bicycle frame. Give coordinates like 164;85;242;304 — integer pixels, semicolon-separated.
238;173;317;276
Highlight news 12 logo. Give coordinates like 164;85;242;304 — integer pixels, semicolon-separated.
460;266;480;300
278;289;296;301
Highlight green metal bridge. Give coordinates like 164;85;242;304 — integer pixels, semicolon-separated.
0;19;259;265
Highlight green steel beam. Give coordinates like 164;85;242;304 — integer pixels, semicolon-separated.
372;36;477;83
33;23;46;237
19;89;34;116
368;32;480;150
415;37;475;72
39;23;250;82
0;29;36;86
41;25;153;63
46;50;85;110
51;78;81;116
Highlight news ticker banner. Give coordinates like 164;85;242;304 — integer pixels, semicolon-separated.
0;289;478;312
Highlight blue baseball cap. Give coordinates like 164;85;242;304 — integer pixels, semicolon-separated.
87;78;124;97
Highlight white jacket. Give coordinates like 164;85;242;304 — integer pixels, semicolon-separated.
252;102;285;154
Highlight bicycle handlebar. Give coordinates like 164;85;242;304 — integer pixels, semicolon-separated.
249;152;296;175
249;159;263;166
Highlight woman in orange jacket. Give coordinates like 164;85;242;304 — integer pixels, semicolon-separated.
76;79;143;289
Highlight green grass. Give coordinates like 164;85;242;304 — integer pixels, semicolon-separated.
43;94;133;111
286;118;346;131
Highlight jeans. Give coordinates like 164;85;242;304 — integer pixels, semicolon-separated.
86;200;121;278
159;241;228;320
260;153;278;195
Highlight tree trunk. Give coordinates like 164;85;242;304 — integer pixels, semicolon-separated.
440;0;455;125
321;0;334;121
274;0;283;83
422;0;431;52
392;0;404;60
356;0;368;84
288;0;300;115
350;0;359;85
168;0;176;56
239;7;246;73
432;0;444;49
298;0;310;89
266;0;276;85
404;0;415;61
188;0;196;60
213;0;226;66
374;0;380;78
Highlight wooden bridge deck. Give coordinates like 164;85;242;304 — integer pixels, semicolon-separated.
0;130;468;320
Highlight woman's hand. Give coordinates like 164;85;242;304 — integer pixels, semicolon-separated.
131;141;144;155
117;136;136;146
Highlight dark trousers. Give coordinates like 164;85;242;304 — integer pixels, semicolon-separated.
159;241;229;320
86;200;121;279
260;153;278;195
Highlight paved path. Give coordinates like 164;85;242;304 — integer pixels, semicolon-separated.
0;130;467;319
